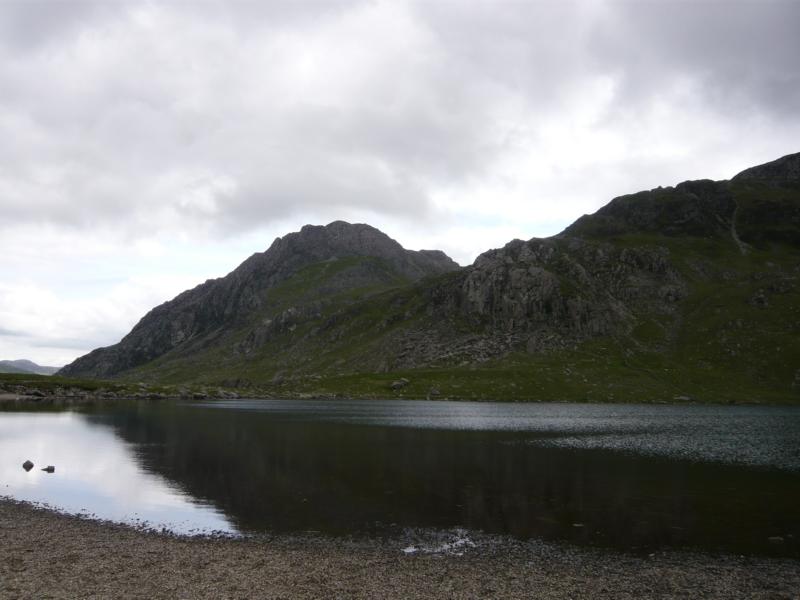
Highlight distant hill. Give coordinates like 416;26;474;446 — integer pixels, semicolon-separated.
60;152;800;403
0;359;60;376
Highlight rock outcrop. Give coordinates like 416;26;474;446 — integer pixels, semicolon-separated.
453;236;682;346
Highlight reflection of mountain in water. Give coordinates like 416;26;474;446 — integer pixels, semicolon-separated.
0;411;233;534
92;403;800;556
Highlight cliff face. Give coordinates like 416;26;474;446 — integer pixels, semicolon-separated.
451;236;684;345
60;153;800;402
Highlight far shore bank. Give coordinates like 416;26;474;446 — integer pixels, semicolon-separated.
1;391;796;408
1;498;799;599
3;371;800;406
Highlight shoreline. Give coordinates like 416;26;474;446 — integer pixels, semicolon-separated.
3;372;799;406
0;392;794;408
1;498;798;599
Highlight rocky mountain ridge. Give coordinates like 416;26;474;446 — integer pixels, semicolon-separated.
60;152;800;402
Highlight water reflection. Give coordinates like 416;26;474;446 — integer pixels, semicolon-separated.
89;400;800;557
193;400;800;471
1;400;799;557
0;412;234;534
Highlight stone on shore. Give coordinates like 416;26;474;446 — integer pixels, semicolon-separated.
390;378;410;390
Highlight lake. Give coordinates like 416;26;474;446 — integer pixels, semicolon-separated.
2;399;799;556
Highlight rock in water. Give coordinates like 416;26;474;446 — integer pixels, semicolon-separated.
41;465;55;473
22;460;34;472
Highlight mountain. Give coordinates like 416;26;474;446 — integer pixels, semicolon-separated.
60;152;800;403
60;221;459;379
0;359;60;375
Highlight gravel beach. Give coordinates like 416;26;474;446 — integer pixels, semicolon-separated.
1;499;798;599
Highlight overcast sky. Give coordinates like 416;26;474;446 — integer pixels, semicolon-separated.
2;0;799;366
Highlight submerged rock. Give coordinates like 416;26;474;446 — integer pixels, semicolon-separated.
22;460;34;472
768;536;785;544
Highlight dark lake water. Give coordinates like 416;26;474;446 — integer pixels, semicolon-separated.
2;399;799;556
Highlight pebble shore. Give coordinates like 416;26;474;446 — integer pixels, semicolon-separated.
1;499;798;599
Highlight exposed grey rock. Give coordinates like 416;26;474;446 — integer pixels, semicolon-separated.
390;378;410;390
750;290;769;308
396;235;687;363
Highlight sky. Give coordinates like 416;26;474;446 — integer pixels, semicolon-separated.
1;0;799;367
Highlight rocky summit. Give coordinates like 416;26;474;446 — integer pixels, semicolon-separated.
60;152;800;403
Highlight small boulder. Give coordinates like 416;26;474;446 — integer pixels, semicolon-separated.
22;460;34;472
750;290;769;308
41;466;55;473
390;378;410;390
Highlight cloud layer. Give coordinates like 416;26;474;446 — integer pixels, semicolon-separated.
1;0;798;364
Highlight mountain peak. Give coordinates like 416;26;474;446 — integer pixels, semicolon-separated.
59;222;459;378
733;152;800;183
263;220;459;277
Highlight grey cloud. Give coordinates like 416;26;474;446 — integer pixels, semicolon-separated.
0;0;797;240
414;1;800;119
30;336;110;350
0;327;24;338
0;0;357;52
590;1;800;118
0;0;115;51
